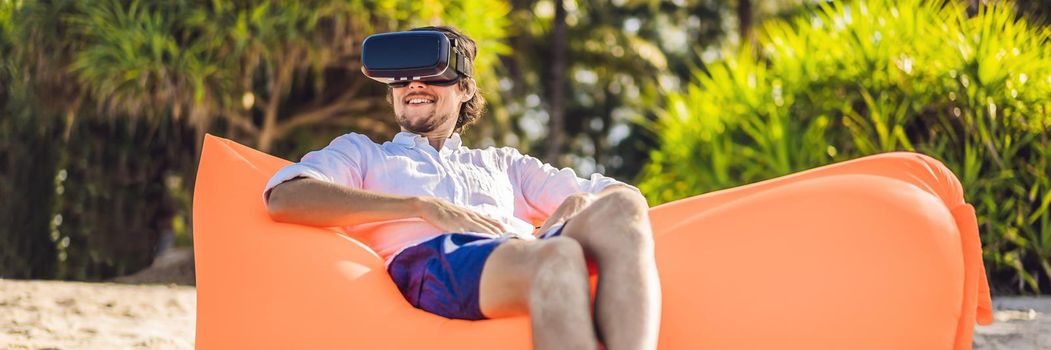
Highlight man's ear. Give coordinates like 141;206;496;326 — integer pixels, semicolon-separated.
459;78;477;103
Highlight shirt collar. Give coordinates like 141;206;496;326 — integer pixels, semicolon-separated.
393;131;462;150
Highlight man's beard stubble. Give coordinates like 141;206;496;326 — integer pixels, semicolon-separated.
396;109;455;134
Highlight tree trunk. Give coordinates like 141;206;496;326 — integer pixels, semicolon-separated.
738;0;754;48
544;0;568;167
258;63;291;153
258;106;278;153
595;84;613;171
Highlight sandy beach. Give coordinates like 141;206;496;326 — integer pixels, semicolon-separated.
0;280;195;350
0;278;1047;349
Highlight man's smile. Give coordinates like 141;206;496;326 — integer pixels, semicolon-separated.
404;93;436;106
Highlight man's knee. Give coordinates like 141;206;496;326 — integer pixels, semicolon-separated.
529;238;589;292
589;189;649;224
568;189;653;258
532;237;587;271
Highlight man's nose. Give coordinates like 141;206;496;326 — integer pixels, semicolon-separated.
408;80;427;89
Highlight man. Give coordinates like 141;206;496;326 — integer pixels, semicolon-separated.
264;25;660;350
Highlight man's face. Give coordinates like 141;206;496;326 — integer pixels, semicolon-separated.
391;80;472;134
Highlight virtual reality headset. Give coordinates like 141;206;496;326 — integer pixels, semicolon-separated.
361;30;473;87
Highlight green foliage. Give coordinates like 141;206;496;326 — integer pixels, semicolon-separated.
0;1;13;84
53;116;198;280
0;0;511;282
1;0;66;279
68;0;205;118
61;0;511;151
494;0;810;180
496;0;706;176
0;93;62;279
639;0;1051;294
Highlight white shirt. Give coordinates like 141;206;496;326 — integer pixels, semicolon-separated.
263;131;639;264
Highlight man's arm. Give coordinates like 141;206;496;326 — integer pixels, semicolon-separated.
267;177;419;227
267;177;506;234
505;146;645;225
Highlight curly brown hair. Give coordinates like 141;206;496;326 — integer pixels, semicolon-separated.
385;25;486;134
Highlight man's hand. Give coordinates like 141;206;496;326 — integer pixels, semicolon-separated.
414;196;507;236
535;192;596;237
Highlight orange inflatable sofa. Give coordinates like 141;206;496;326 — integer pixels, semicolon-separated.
193;134;992;349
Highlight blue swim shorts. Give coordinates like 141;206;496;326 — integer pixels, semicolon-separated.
386;223;568;320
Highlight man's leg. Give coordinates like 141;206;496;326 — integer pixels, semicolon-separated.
478;237;598;350
560;189;661;350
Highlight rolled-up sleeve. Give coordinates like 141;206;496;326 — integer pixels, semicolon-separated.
263;133;369;203
503;147;640;224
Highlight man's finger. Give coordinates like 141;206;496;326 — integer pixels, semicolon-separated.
466;217;500;235
478;213;506;230
483;217;506;232
465;212;501;232
479;219;503;234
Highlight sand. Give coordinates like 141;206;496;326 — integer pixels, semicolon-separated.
0;278;1048;349
0;279;195;350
